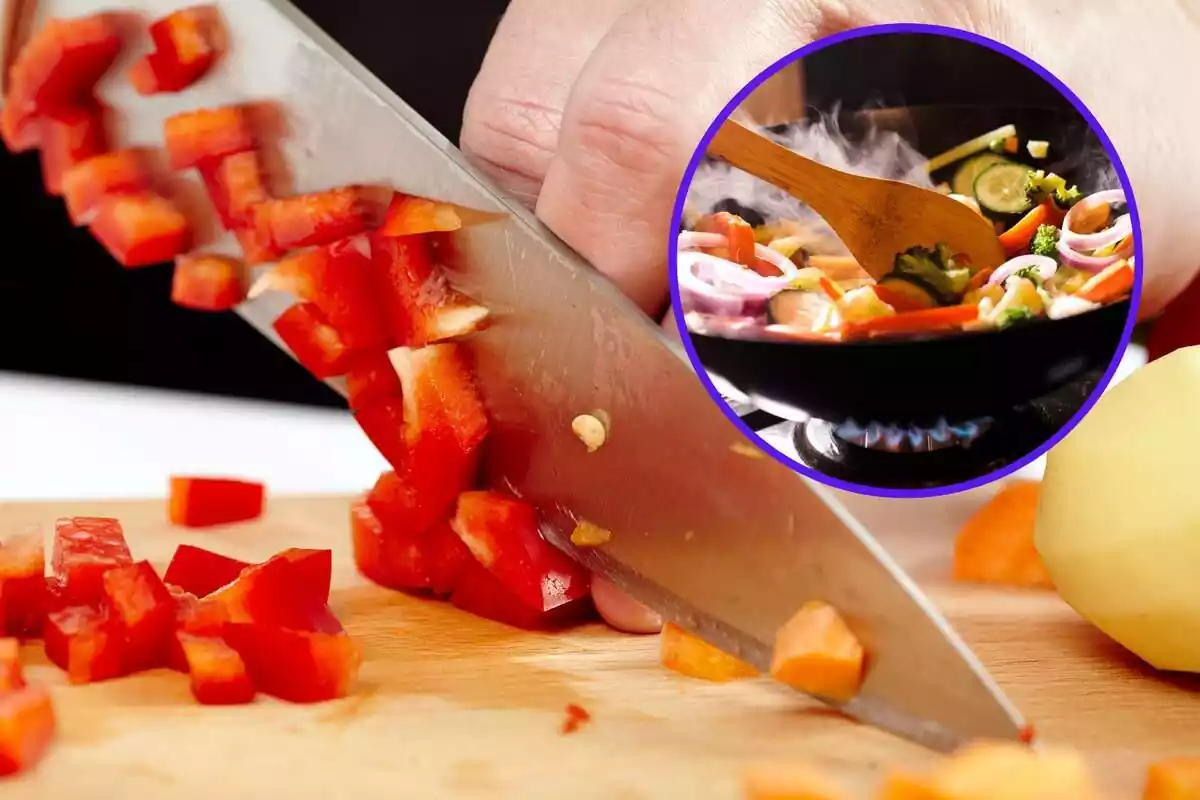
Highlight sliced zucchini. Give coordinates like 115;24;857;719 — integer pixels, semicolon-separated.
974;162;1034;215
950;153;1009;197
767;289;827;328
876;275;938;310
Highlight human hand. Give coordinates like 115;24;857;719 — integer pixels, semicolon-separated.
460;0;1200;632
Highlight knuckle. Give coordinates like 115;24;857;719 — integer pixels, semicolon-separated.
460;92;562;187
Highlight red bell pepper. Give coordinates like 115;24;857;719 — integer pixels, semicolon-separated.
451;560;591;631
223;623;359;704
163;545;249;598
61;149;152;226
1;103;41;153
253;186;387;251
0;638;24;692
0;530;47;638
273;302;354;378
100;561;175;671
451;491;590;613
171;254;247;312
373;234;489;347
37;100;108;196
260;236;391;350
89;192;192;268
51;517;133;605
344;351;402;411
0;685;55;777
425;520;474;597
235;226;285;265
176;633;255;705
128;6;223;95
199;150;270;228
380;194;463;236
164;585;223;672
350;499;428;591
277;549;333;604
168;476;265;527
355;401;408;474
205;551;337;632
163;105;255;170
44;605;124;683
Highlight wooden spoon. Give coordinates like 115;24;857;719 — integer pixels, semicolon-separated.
705;118;1006;281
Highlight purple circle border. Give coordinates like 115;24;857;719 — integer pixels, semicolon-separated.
668;22;1144;499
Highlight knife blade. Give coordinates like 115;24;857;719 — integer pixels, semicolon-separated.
24;0;1024;750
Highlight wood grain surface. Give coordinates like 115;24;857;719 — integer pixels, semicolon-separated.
2;492;1198;799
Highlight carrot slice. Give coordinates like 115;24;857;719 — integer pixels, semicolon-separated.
1145;757;1200;800
928;742;1096;799
696;211;756;267
769;600;864;702
660;622;757;682
998;199;1054;257
743;763;849;800
1077;259;1134;305
953;480;1052;589
877;772;940;800
842;304;978;340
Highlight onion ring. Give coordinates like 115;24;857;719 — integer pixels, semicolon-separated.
1061;190;1128;251
987;254;1058;286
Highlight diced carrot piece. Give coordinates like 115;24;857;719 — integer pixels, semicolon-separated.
876;772;940;800
61;149;152;226
660;622;757;682
89;193;191;268
177;633;255;705
953;481;1053;589
1077;260;1135;305
37;100;109;196
0;685;56;777
0;638;25;692
253;186;386;251
199;150;269;228
171;255;246;311
1145;757;1200;800
927;742;1096;799
695;211;756;267
380;194;462;236
273;303;354;379
163;105;255;170
769;600;864;702
743;762;850;800
842;304;979;341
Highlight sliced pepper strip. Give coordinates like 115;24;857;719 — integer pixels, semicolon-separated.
273;302;354;378
380;194;463;236
168;476;265;527
841;304;979;340
344;351;402;411
163;105;255;170
253;186;387;251
199;150;270;228
373;234;489;347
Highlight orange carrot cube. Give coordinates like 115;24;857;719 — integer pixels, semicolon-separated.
660;622;756;682
953;481;1053;589
769;600;864;702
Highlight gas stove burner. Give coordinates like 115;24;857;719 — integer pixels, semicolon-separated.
833;417;995;453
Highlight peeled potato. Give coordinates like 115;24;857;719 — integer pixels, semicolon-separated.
1036;346;1200;672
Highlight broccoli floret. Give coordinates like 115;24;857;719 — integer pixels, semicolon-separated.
1030;224;1061;258
895;244;956;273
996;306;1036;330
1013;265;1043;286
891;244;972;303
1025;170;1082;208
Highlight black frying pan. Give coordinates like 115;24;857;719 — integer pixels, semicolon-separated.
687;105;1133;423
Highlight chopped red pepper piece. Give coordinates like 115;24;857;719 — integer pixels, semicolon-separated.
235;225;285;265
37;100;108;196
425;520;474;597
205;551;338;632
380;194;463;236
1;103;40;153
163;105;255;170
61;149;152;226
0;530;47;638
273;302;354;379
171;254;246;311
259;237;391;351
350;499;429;592
450;560;590;631
199;150;269;228
89;192;191;268
43;605;124;683
100;561;175;671
0;685;55;777
223;623;359;704
128;6;223;95
164;585;224;672
452;491;590;613
177;633;255;705
163;545;249;598
253;186;386;251
277;549;333;605
0;638;25;692
168;476;265;527
344;351;402;411
373;234;489;346
51;517;133;605
560;703;591;735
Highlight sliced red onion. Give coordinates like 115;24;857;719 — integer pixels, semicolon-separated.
677;231;798;277
1061;190;1128;251
1056;237;1122;273
988;255;1058;286
752;242;799;277
677;250;790;317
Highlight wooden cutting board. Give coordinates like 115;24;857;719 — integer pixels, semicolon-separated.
3;494;1199;799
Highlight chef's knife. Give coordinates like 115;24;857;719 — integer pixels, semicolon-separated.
14;0;1025;751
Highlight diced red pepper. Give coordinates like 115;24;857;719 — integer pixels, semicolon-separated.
177;633;255;705
43;605;124;683
163;105;255;170
0;530;47;638
171;254;246;311
165;585;224;672
0;685;55;777
273;302;354;379
235;225;285;265
451;560;591;631
344;351;402;411
0;638;25;691
37;100;108;196
61;149;152;226
373;234;489;347
199;150;269;228
452;491;590;614
349;498;430;592
253;186;386;251
51;517;133;605
89;192;191;268
168;476;265;527
380;194;463;236
277;548;333;604
261;236;391;350
356;401;408;474
205;551;338;632
425;520;474;597
128;6;223;95
100;561;175;671
163;545;249;598
223;623;359;704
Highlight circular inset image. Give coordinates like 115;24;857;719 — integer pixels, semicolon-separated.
670;25;1141;497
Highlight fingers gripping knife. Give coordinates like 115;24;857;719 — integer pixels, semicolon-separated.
4;0;1025;751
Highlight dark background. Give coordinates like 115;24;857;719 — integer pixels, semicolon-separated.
0;13;1073;409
